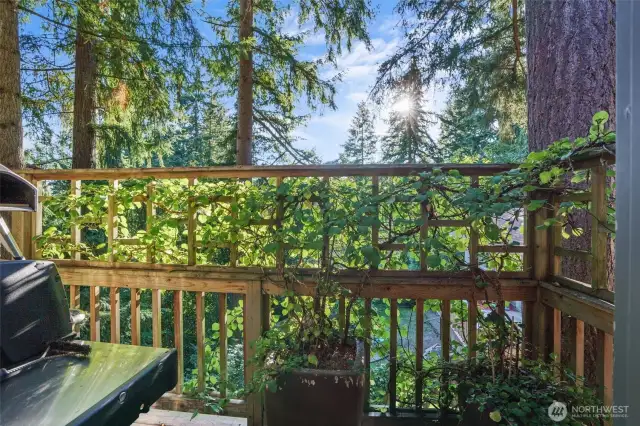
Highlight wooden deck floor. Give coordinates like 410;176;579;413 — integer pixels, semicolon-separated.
134;409;247;426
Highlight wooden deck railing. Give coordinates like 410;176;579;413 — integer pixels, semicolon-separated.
8;160;615;425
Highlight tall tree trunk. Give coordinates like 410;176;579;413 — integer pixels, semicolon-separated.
526;0;615;284
526;0;615;385
0;0;24;258
236;0;253;165
72;6;98;169
0;0;24;170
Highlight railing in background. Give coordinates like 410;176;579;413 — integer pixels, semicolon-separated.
8;160;614;425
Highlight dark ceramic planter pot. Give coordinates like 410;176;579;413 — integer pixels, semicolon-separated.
457;382;495;426
265;343;365;426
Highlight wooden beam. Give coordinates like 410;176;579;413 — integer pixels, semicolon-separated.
441;300;451;362
467;301;477;359
152;289;162;347
264;279;538;301
90;285;100;341
552;308;561;380
420;199;428;272
18;163;517;180
187;178;197;266
372;176;379;253
244;281;263;426
70;179;82;261
553;247;592;261
275;177;285;268
415;299;424;411
533;207;549;281
522;301;534;359
595;330;614;407
539;282;614;335
57;265;249;294
568;318;585;387
131;288;141;345
549;274;614;304
31;179;43;258
219;293;228;399
590;165;607;289
146;182;156;263
196;291;206;392
389;299;398;415
174;290;184;394
478;245;527;253
364;298;372;409
107;180;118;262
50;258;531;280
110;287;120;344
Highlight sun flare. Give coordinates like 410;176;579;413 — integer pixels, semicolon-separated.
392;96;413;115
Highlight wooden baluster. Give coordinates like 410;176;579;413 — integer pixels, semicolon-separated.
110;287;120;344
90;286;100;341
415;298;424;411
389;299;398;415
141;182;156;347
107;180;118;262
275;177;285;268
31;179;43;258
420;197;428;272
152;289;162;348
364;298;372;409
68;180;81;310
591;165;607;289
596;330;613;409
146;182;156;263
245;281;264;426
550;195;561;277
338;296;346;330
552;308;561;380
229;191;239;267
522;301;534;359
219;293;228;398
196;291;206;392
174;290;184;393
10;207;27;257
441;300;451;362
469;177;479;269
131;287;141;345
568;318;585;387
187;178;197;266
371;176;379;252
467;300;478;359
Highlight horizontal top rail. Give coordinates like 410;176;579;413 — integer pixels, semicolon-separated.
17;163;517;180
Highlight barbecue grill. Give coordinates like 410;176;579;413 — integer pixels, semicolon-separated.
0;165;178;425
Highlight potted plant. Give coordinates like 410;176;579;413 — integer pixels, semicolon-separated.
431;308;605;426
247;271;367;426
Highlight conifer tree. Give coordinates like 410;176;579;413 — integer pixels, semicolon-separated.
339;102;377;164
381;59;438;164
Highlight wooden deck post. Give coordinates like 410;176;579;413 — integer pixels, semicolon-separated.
245;280;264;426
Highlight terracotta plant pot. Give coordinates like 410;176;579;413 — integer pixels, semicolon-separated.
265;342;365;426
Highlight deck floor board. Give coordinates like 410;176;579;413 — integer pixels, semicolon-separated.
134;408;247;426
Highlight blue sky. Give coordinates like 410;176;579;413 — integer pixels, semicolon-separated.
289;1;449;162
21;0;449;163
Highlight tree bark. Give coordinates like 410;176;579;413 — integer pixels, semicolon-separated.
72;5;98;169
526;0;615;386
0;0;24;170
526;0;615;284
236;0;253;165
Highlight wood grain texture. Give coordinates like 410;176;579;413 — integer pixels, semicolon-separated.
195;291;206;392
174;290;184;394
110;287;120;343
152;289;162;347
131;288;141;345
